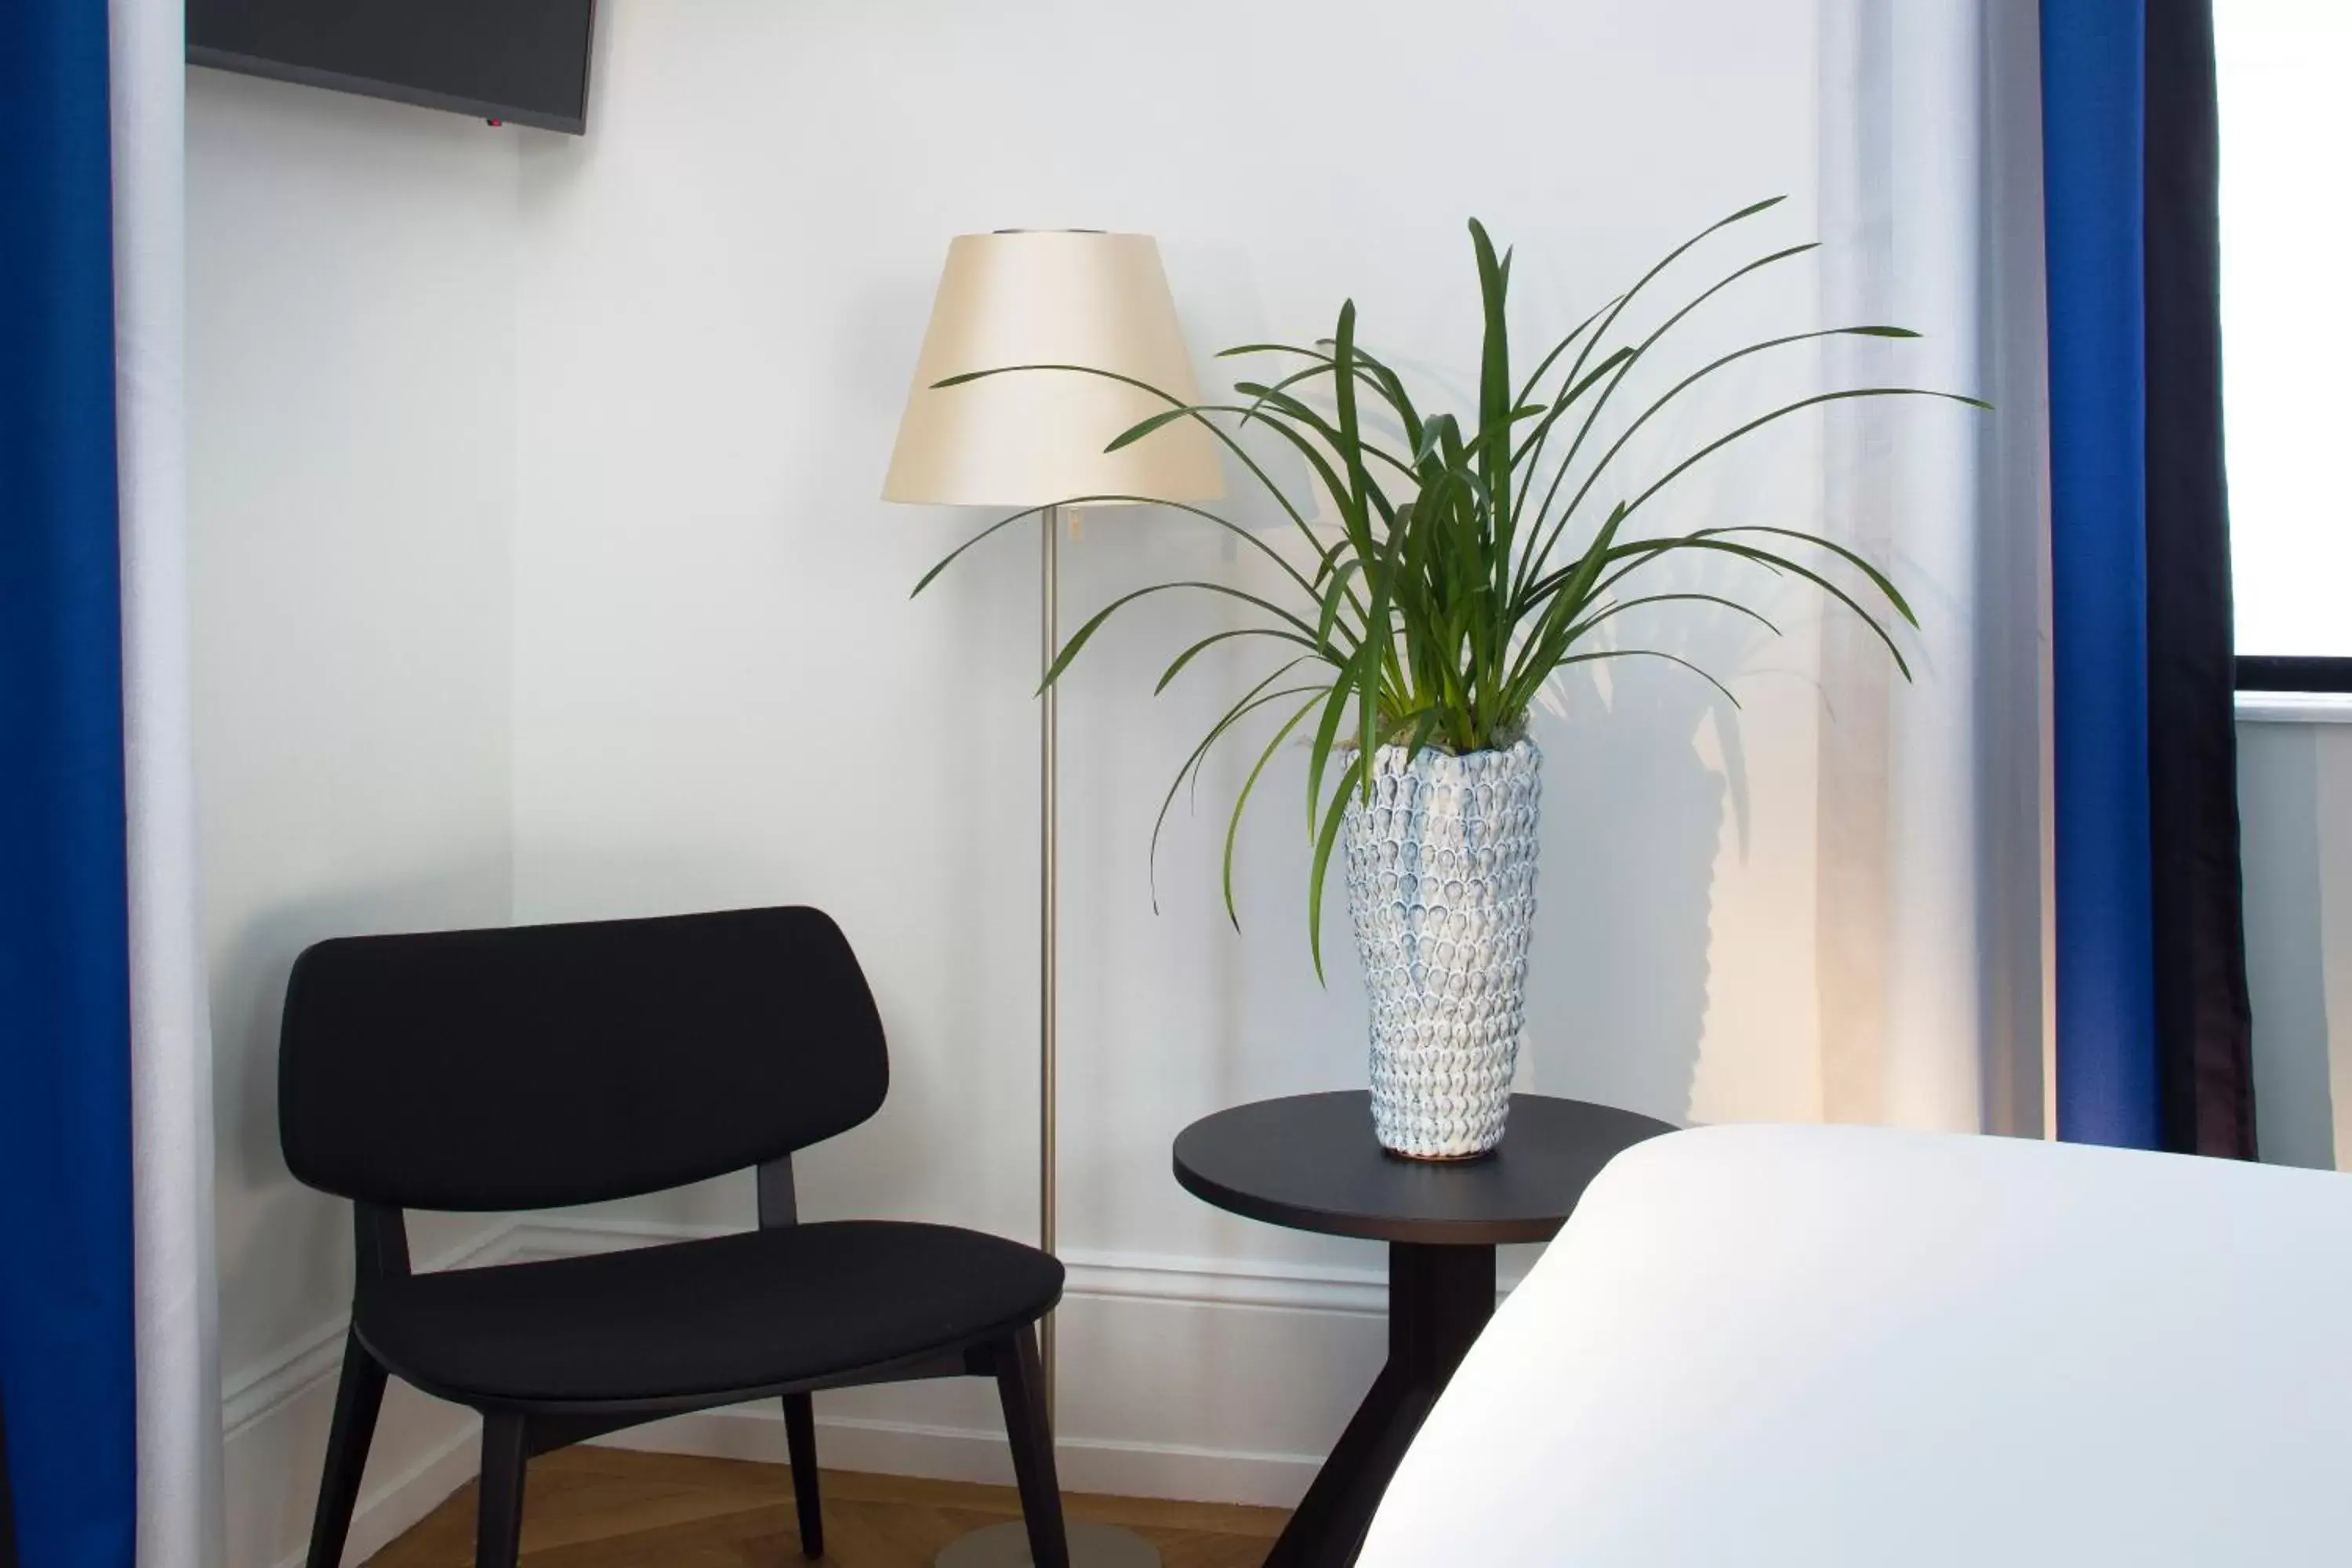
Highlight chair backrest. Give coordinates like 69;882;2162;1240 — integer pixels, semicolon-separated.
1360;1124;2352;1567
278;906;887;1211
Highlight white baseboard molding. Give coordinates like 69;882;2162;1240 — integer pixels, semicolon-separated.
223;1221;517;1440
599;1402;1324;1509
308;1419;481;1568
223;1316;350;1442
228;1338;486;1568
224;1222;515;1568
223;1213;1431;1563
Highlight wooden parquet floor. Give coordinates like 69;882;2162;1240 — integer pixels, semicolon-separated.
365;1446;1284;1568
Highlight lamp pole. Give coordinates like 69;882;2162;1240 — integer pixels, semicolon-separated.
887;230;1219;1568
1038;503;1060;1414
940;505;1158;1568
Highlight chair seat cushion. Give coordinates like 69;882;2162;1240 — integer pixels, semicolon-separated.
355;1221;1063;1407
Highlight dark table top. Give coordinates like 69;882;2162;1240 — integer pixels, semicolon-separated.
1172;1091;1678;1247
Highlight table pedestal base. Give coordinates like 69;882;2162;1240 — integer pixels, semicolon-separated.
1264;1242;1497;1568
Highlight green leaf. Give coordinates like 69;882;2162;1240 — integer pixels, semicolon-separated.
1470;217;1514;505
1620;387;1991;528
1316;557;1368;652
1305;750;1366;982
1105;406;1199;452
1516;241;1826;593
1598;534;1915;680
1155;626;1320;695
922;361;1347;560
1700;525;1919;626
1042;581;1323;695
1513;295;1622;410
1149;679;1327;912
1305;652;1365;836
1222;693;1327;927
1069;494;1322;601
1229;382;1421;481
909;503;1051;599
1555;196;1791;405
1214;341;1328;360
1570;591;1784;642
1528;321;1921;581
1556;646;1745;709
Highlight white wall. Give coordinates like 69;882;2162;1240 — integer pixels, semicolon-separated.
189;0;2054;1554
2240;720;2352;1171
187;69;522;1568
503;0;1840;1501
183;8;2352;1557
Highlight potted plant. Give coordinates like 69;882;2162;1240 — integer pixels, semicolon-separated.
919;198;1981;1159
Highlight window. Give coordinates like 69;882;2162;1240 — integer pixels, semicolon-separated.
2218;0;2352;692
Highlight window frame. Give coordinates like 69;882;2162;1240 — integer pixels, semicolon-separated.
2236;656;2352;695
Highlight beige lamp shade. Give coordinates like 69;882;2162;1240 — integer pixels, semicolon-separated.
883;230;1224;508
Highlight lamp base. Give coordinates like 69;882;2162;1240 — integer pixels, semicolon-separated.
935;1519;1163;1568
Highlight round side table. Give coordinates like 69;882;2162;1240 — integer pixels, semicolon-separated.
1172;1091;1674;1568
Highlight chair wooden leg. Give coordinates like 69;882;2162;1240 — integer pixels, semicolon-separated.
305;1332;387;1568
993;1327;1069;1568
475;1414;529;1568
782;1392;823;1559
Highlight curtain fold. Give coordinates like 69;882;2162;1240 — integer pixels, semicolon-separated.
1814;0;2051;1137
2042;0;2161;1148
2;1;217;1563
2142;0;2257;1160
2042;0;2258;1155
115;0;226;1552
0;1;141;1563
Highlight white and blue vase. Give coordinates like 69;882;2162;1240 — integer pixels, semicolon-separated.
1341;738;1541;1160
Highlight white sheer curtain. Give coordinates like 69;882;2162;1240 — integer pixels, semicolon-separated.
1814;0;2054;1136
112;0;223;1560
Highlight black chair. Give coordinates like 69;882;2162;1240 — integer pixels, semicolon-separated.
280;906;1069;1568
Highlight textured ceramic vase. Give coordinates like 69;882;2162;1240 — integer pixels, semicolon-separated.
1341;738;1542;1159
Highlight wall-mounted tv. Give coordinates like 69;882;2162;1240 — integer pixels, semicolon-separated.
187;0;597;136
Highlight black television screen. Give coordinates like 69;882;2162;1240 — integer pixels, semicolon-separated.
188;0;597;136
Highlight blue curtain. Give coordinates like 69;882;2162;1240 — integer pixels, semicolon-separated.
2044;0;2257;1155
0;0;139;1562
2045;1;2159;1148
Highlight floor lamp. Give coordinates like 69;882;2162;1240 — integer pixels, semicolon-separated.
884;231;1224;1568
